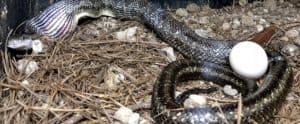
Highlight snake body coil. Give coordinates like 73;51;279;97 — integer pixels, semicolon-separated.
23;0;292;123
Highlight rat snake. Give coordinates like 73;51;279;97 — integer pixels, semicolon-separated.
19;0;293;123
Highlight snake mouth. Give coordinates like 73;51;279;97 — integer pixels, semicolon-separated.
25;1;116;39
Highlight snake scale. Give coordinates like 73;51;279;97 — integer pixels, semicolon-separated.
18;0;293;123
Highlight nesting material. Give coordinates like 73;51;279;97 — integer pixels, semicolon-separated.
256;25;264;32
294;37;300;46
232;18;241;29
222;22;232;31
175;8;188;17
16;59;39;76
282;44;299;56
104;66;126;90
285;29;299;39
114;107;140;124
115;27;138;41
195;29;211;38
186;3;200;12
1;1;299;123
183;94;207;109
223;85;238;96
21;80;30;85
239;0;248;6
160;47;177;62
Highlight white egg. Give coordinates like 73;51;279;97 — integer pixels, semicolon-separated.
229;41;268;79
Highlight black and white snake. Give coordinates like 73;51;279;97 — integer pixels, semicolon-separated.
13;0;293;123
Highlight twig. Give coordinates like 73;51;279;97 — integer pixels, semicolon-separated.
206;96;238;103
0;105;18;113
110;65;138;83
7;78;46;101
61;114;84;124
237;94;243;124
127;102;151;111
213;99;229;124
0;82;21;89
100;105;114;124
16;100;91;112
6;106;23;123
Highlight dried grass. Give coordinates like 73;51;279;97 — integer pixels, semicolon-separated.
1;2;300;124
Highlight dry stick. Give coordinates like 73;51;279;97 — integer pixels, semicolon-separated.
294;71;300;81
0;82;21;89
0;105;18;113
6;106;23;124
206;96;238;103
48;112;74;124
1;38;15;79
100;105;114;124
273;115;300;120
61;114;84;124
237;94;243;124
74;40;164;46
111;65;138;83
214;100;229;124
127;102;151;111
6;78;45;101
41;90;60;123
16;100;91;112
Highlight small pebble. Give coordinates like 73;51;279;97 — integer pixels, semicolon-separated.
198;16;209;24
239;0;248;6
184;95;207;109
160;47;176;62
175;91;182;97
280;36;289;42
222;22;231;31
282;44;299;56
186;3;200;12
21;80;29;85
104;66;126;90
114;107;140;124
263;9;269;13
285;29;299;39
79;34;95;41
176;8;188;17
232;18;241;29
195;29;211;38
241;15;256;26
32;40;43;53
247;11;254;17
139;118;151;124
223;85;238;96
259;18;267;25
231;30;239;38
116;27;138;41
294;37;300;46
17;59;39;76
256;25;264;32
265;0;277;11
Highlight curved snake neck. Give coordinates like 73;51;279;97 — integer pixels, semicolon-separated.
22;0;292;123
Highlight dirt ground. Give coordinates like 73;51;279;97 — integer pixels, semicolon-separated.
1;1;300;124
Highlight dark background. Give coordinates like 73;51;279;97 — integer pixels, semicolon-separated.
0;0;247;42
0;0;59;42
